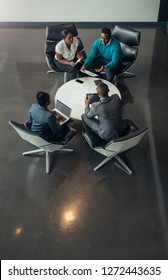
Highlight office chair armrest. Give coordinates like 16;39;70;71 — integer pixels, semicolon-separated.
24;120;32;130
83;130;108;148
77;37;84;51
124;119;139;133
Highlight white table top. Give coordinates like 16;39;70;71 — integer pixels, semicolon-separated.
55;77;121;120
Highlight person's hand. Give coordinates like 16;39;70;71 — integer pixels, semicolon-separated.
69;61;76;67
85;96;91;106
56;115;61;123
81;65;86;71
95;65;106;72
52;109;57;116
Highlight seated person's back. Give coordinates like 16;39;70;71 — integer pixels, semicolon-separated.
81;83;127;141
28;91;62;142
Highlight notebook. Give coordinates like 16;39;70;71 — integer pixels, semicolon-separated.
80;69;98;77
54;99;71;125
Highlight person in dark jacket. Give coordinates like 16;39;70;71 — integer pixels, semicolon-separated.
28;91;62;142
81;82;127;141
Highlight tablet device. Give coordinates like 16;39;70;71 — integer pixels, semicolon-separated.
86;93;100;103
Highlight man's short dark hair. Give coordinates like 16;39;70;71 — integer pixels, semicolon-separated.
36;91;50;106
101;27;111;37
97;82;109;96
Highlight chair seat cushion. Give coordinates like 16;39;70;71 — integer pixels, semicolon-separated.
83;130;108;148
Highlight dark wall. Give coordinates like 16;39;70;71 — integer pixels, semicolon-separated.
158;0;168;21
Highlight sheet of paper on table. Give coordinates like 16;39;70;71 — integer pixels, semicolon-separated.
69;89;86;105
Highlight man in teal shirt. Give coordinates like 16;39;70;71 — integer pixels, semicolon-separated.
81;27;122;83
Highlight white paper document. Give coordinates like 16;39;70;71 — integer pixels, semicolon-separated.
69;90;86;105
80;69;98;77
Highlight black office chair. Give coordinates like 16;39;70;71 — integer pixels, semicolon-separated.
9;121;77;174
112;25;141;84
82;120;148;174
45;23;85;83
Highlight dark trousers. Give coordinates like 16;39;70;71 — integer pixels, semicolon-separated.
54;58;83;81
87;55;120;83
81;114;108;147
81;113;99;135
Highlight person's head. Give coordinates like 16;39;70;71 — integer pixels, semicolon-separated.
97;82;109;98
100;27;111;45
61;29;73;45
36;91;51;107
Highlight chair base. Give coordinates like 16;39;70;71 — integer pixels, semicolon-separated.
118;71;135;79
94;154;133;175
114;71;135;86
47;70;56;74
47;70;68;83
23;148;74;174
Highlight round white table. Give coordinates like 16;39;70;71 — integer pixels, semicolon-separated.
55;77;121;120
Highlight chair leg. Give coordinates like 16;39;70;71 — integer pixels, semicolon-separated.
47;70;55;74
64;73;68;83
45;149;73;174
23;148;44;156
60;148;74;152
23;148;74;174
94;153;133;175
94;155;114;171
45;150;50;174
113;76;118;86
118;71;135;79
114;155;133;175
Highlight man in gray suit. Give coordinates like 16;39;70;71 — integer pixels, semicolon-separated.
81;82;127;141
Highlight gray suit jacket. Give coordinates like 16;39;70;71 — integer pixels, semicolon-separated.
84;94;127;141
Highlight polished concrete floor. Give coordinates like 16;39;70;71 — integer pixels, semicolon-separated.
0;25;168;260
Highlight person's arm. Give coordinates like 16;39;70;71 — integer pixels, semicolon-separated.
82;39;99;69
28;111;32;121
105;41;122;70
84;97;98;118
47;113;62;137
28;106;33;121
56;52;75;66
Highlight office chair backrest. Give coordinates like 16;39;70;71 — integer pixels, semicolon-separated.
112;25;141;47
45;41;56;58
10;120;78;147
9;121;49;147
111;25;141;81
9;121;77;173
46;23;78;42
120;44;138;62
112;25;141;63
105;128;148;154
45;23;85;79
